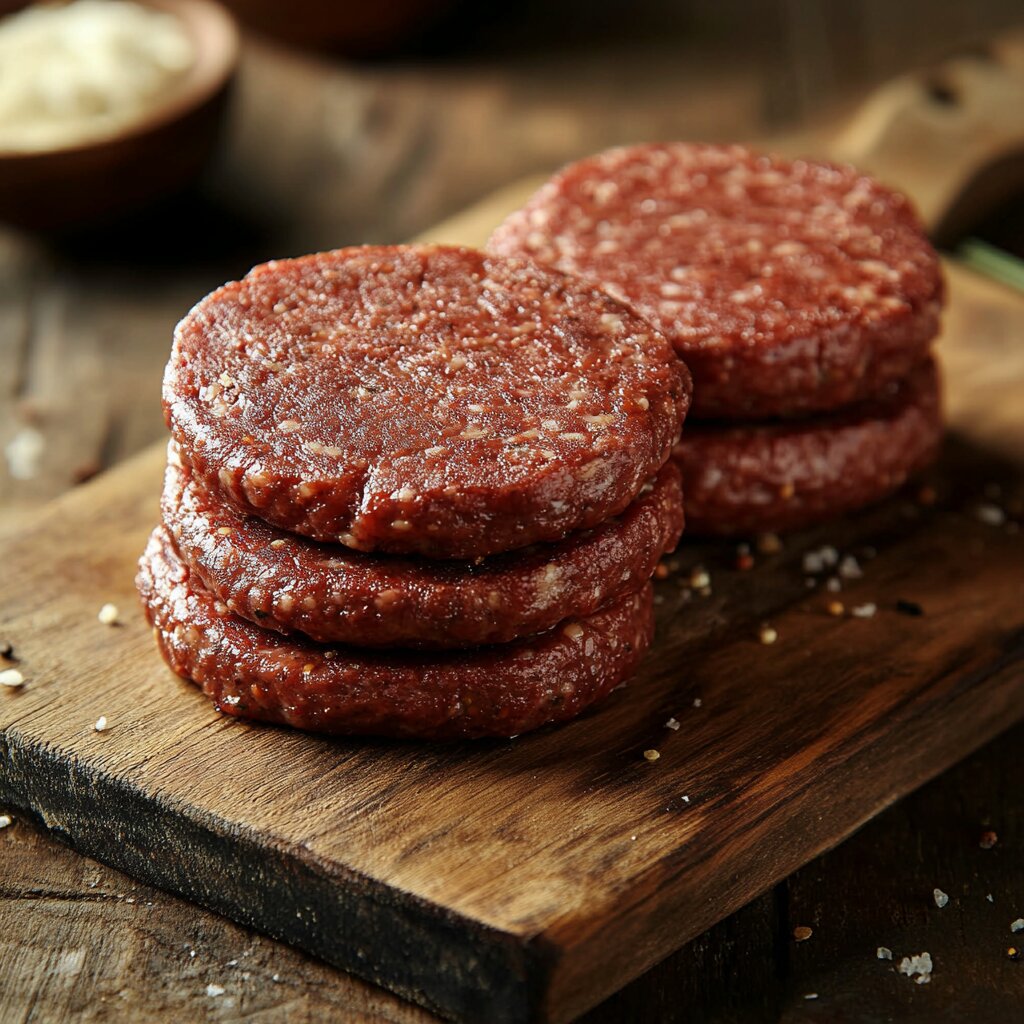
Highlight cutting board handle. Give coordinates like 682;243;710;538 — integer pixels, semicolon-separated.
826;33;1024;243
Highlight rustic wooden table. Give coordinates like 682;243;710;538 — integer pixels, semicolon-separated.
3;11;1024;1021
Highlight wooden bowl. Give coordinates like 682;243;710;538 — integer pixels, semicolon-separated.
0;0;239;231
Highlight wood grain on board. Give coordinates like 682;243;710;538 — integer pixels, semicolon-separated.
1;178;1023;1023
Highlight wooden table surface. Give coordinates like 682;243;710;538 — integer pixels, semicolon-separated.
3;7;1024;1020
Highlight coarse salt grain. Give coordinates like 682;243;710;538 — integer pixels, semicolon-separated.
206;984;225;997
0;815;12;829
665;717;680;731
0;668;24;688
934;888;949;908
877;946;893;960
852;602;877;619
97;603;119;625
693;697;702;708
803;551;824;574
94;716;109;732
976;503;1006;526
898;952;933;983
838;555;863;579
1011;919;1024;933
803;545;839;574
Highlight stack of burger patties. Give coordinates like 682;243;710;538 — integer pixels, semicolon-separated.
139;245;692;739
490;143;944;538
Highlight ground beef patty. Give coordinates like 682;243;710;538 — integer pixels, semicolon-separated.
675;358;942;535
163;445;682;648
489;143;943;420
164;244;691;559
138;527;655;740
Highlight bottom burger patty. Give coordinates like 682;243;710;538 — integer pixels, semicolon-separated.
137;527;655;740
675;358;943;535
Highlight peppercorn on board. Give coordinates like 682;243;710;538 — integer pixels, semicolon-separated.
1;183;1023;1024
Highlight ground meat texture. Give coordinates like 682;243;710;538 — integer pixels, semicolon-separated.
164;244;691;558
489;143;943;420
137;527;655;740
675;358;942;535
163;445;682;648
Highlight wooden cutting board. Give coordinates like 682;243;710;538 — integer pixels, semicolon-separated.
2;182;1024;1024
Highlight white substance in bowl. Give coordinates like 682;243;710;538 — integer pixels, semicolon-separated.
0;0;195;153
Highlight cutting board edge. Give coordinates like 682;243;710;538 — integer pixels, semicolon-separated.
0;720;559;1024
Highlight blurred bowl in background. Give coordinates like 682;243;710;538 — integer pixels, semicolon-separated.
0;0;239;232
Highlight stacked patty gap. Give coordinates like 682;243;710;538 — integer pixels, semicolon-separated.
140;244;692;738
490;143;944;535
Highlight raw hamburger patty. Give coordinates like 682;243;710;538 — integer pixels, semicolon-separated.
675;358;942;535
165;244;691;559
138;527;655;740
489;143;943;420
163;445;683;648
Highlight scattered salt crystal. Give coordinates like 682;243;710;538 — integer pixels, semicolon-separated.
976;503;1006;526
898;952;933;982
664;717;680;731
934;888;949;908
851;603;877;619
803;551;824;574
94;716;109;733
1011;919;1024;933
877;946;892;960
0;668;25;688
272;974;282;983
804;993;818;1000
0;815;12;829
206;984;225;997
97;603;119;626
689;567;710;589
987;894;995;903
692;697;702;708
803;545;839;574
826;577;842;592
630;834;637;841
838;555;863;580
5;426;45;481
